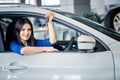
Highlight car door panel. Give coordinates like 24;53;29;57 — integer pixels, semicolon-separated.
0;51;114;80
109;42;120;80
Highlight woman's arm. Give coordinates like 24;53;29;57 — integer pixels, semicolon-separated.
45;11;57;44
21;46;58;55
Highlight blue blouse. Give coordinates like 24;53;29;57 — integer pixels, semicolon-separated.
10;38;52;55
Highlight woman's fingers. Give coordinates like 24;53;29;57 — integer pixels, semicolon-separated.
45;11;55;22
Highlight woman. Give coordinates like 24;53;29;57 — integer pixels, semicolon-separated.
10;11;58;55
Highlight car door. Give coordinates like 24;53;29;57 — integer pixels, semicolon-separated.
0;15;115;80
0;51;114;80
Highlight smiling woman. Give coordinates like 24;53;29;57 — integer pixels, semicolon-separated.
9;11;58;55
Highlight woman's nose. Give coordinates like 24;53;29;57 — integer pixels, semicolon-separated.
24;30;29;34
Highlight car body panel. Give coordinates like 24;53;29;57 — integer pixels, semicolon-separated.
109;41;120;80
0;51;114;80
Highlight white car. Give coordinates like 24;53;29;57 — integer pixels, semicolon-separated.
0;3;120;80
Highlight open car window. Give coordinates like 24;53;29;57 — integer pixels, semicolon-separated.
0;15;107;53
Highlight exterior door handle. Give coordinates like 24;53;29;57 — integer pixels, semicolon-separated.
1;62;28;73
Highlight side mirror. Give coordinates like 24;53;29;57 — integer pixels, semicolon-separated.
77;35;96;52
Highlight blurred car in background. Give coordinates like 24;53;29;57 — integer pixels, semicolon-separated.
104;0;120;33
0;3;120;80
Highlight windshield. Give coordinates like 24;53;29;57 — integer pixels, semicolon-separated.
55;11;120;41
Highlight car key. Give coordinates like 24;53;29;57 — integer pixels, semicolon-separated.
42;18;49;27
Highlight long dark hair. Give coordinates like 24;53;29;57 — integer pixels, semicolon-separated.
14;17;35;46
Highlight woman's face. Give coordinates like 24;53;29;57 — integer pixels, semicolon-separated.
20;23;32;42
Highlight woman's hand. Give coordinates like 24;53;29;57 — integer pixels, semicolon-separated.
45;11;55;22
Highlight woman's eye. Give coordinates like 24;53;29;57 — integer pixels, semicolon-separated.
21;29;25;31
28;29;31;31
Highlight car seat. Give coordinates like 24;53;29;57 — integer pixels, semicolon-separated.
5;22;16;51
0;25;5;52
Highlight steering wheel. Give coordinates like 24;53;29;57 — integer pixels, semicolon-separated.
64;37;74;51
